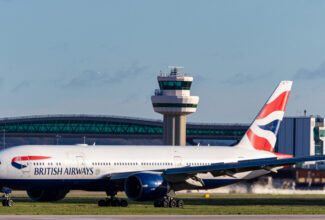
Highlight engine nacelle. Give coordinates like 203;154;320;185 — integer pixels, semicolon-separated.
124;172;168;201
26;189;69;202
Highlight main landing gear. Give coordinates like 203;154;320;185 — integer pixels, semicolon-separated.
154;196;184;208
98;197;128;207
98;192;128;207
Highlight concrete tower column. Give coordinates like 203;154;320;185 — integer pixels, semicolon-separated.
175;115;186;146
163;115;175;145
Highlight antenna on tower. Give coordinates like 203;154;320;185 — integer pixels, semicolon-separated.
168;66;184;75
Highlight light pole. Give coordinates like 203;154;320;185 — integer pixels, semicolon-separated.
56;134;61;145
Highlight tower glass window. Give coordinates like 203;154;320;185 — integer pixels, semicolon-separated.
159;81;192;90
153;103;197;108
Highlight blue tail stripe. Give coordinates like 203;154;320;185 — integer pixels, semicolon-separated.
259;120;281;134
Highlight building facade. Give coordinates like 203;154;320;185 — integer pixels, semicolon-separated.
276;116;325;157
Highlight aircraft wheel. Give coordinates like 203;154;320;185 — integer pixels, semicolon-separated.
169;199;177;208
7;200;13;207
111;198;120;207
120;199;128;207
162;198;169;208
154;200;162;207
105;198;111;206
98;199;106;207
176;199;184;208
2;200;7;207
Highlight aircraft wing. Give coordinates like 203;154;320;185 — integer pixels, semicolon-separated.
164;155;325;176
106;156;325;181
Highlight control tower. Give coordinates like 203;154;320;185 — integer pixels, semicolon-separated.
151;67;199;146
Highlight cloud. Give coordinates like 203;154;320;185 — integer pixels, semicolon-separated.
223;73;268;85
62;65;148;88
293;62;325;80
12;81;30;93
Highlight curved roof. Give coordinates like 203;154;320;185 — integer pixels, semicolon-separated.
0;115;248;140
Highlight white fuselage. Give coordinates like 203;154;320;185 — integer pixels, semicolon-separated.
0;144;276;190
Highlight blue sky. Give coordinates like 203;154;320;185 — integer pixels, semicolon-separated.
1;0;325;123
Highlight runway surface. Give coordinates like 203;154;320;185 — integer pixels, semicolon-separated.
1;216;325;220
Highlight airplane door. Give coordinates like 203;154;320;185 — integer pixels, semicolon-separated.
68;152;86;177
76;155;85;167
173;149;183;167
75;155;86;177
173;156;183;167
68;152;85;166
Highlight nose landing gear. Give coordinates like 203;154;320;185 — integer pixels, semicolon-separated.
2;188;13;207
98;196;128;207
98;191;128;207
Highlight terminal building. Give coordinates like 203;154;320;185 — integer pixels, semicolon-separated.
276;116;324;156
0;114;324;158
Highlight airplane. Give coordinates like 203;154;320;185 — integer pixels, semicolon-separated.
0;80;324;208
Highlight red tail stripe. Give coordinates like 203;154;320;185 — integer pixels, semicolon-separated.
246;129;273;151
257;91;290;119
11;156;51;163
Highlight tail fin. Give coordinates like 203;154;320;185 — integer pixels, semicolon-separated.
237;81;292;152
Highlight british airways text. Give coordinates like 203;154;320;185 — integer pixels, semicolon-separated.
34;167;94;176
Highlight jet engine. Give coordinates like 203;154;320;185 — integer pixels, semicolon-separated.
124;172;168;201
26;189;69;201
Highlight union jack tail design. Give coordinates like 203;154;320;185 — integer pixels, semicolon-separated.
238;81;292;153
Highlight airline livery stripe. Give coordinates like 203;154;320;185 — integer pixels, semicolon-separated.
246;129;273;151
11;156;51;163
257;91;290;120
